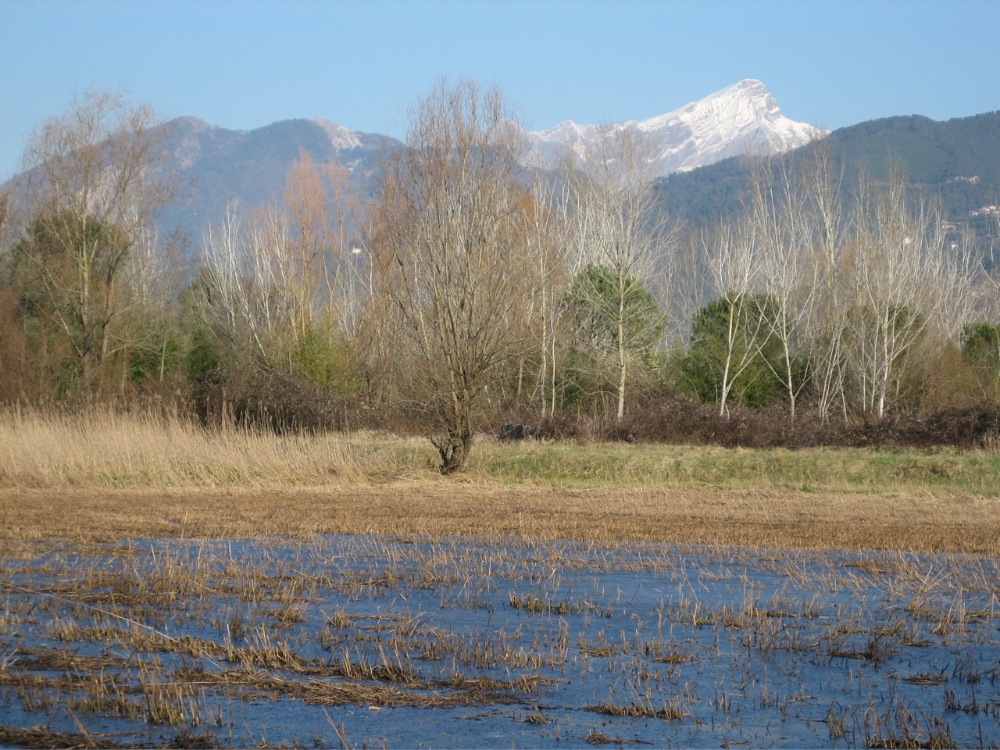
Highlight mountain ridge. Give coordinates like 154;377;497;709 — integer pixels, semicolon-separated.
651;108;1000;252
151;79;824;244
523;79;826;177
12;83;997;258
153;116;397;248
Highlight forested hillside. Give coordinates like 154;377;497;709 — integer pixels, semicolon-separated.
654;110;1000;237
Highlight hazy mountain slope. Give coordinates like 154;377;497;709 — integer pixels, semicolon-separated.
10;88;997;263
157;79;823;254
525;79;825;177
156;116;399;250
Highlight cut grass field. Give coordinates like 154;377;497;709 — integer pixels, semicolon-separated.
1;409;999;554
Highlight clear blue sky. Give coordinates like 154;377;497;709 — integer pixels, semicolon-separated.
2;0;998;180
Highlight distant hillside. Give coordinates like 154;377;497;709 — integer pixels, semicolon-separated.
653;110;1000;240
155;117;400;253
158;79;824;254
8;105;999;265
0;79;829;263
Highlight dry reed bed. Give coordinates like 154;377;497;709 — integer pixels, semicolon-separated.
3;409;1000;496
0;409;424;489
2;409;1000;554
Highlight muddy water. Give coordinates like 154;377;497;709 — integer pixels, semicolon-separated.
1;535;999;747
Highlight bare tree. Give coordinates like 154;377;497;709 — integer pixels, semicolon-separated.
116;222;186;387
513;183;570;417
534;177;585;417
704;212;771;417
798;146;851;423
562;126;666;421
845;168;974;418
367;80;536;472
752;157;818;422
201;203;295;363
11;89;172;390
283;151;358;334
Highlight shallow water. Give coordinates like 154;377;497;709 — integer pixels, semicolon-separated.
1;535;999;747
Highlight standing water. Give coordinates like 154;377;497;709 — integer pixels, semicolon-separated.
1;535;998;747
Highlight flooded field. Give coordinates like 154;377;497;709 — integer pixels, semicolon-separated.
1;535;999;748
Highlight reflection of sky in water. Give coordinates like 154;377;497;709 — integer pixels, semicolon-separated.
4;535;999;748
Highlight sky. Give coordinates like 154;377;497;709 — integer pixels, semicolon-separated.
2;0;999;181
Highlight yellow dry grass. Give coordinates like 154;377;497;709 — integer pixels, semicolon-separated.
1;409;998;554
0;407;427;489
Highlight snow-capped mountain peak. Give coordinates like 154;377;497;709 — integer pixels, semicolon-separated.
524;79;826;177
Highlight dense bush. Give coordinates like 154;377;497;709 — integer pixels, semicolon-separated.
632;400;1000;450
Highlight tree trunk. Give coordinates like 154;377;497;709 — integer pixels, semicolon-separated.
434;429;473;474
616;293;626;422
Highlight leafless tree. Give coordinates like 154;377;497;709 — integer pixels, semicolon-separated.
201;203;296;363
796;147;852;423
283;151;359;334
751;157;819;422
845;168;976;418
367;80;536;472
704;211;770;417
561;126;666;421
513;182;570;417
115;222;187;386
11;89;172;390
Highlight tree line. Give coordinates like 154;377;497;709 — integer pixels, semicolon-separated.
2;83;999;471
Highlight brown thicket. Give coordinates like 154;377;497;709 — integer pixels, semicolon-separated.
523;396;1000;450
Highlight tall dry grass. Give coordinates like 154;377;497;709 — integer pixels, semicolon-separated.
3;407;1000;497
0;408;427;490
1;410;999;552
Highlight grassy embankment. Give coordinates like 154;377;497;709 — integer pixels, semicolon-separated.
1;409;998;553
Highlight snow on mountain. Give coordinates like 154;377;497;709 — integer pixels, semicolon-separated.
524;79;826;177
313;118;362;150
3;82;820;252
